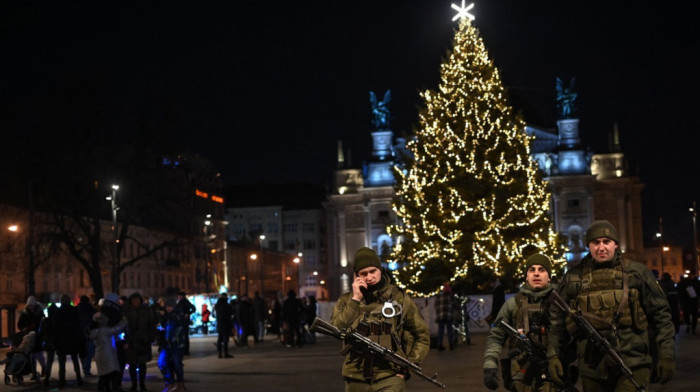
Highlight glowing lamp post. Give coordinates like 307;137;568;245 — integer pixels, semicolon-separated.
691;203;698;276
656;218;664;275
248;253;257;294
258;234;265;296
106;184;120;292
293;253;301;294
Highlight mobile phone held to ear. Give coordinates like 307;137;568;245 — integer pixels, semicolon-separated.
360;285;370;298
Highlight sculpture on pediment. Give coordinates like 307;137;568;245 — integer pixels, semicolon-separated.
556;77;577;119
370;90;392;129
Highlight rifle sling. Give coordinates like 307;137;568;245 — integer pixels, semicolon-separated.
522;296;530;334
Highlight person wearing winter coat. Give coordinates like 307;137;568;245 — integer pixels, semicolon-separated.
252;291;268;342
77;295;98;377
41;303;59;386
331;247;430;390
281;290;304;348
483;254;558;391
124;292;157;392
89;312;128;392
157;297;189;392
214;293;234;358
53;294;84;388
17;295;45;379
101;292;127;388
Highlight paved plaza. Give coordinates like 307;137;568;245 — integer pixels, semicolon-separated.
2;329;698;391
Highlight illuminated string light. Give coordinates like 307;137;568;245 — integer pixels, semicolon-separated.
389;17;565;297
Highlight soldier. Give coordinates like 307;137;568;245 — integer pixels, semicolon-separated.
331;247;430;391
483;253;559;392
547;220;676;391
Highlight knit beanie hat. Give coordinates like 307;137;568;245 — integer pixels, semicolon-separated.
585;220;619;244
525;253;552;277
353;247;381;273
26;296;37;307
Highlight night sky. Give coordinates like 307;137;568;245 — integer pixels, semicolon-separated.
3;1;699;249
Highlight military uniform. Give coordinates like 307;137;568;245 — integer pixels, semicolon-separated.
547;251;675;391
484;283;558;392
331;272;430;391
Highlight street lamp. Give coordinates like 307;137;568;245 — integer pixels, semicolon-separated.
655;233;664;275
293;253;301;294
203;217;212;293
691;203;698;276
247;253;257;294
258;234;265;296
105;184;120;292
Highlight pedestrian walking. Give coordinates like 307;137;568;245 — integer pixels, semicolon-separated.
679;274;699;335
547;220;676;391
483;253;558;391
101;292;127;389
89;311;127;392
124;292;157;392
253;291;267;343
157;297;188;392
214;293;234;358
331;247;430;390
77;295;98;377
41;303;58;386
269;293;283;342
434;283;454;351
237;293;255;347
53;294;84;388
201;304;211;335
658;273;681;334
175;292;195;355
281;290;304;348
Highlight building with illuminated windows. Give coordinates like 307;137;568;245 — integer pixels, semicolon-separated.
528;120;645;263
224;183;329;300
324;95;645;299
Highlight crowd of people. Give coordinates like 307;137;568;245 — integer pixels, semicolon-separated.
4;220;698;392
4;291;196;392
209;290;319;351
3;286;321;391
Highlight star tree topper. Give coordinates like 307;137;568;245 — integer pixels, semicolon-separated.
451;1;475;22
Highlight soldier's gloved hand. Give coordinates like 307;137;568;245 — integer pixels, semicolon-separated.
548;356;564;385
483;368;499;390
657;358;675;384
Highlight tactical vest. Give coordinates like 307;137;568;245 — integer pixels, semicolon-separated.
513;293;550;346
503;292;552;391
353;285;408;379
567;259;648;333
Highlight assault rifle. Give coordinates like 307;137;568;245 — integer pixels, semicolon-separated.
310;317;446;388
499;320;578;392
549;290;645;392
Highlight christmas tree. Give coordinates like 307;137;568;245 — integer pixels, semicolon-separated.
390;9;564;297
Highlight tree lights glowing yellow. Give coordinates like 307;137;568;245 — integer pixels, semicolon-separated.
389;16;564;297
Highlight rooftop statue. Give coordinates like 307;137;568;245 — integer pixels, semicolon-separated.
370;90;391;129
556;77;577;119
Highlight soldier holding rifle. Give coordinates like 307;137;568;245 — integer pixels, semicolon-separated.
331;247;430;391
547;221;676;391
483;253;563;391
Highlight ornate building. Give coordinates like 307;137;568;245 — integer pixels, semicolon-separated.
325;83;646;297
529;80;645;262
